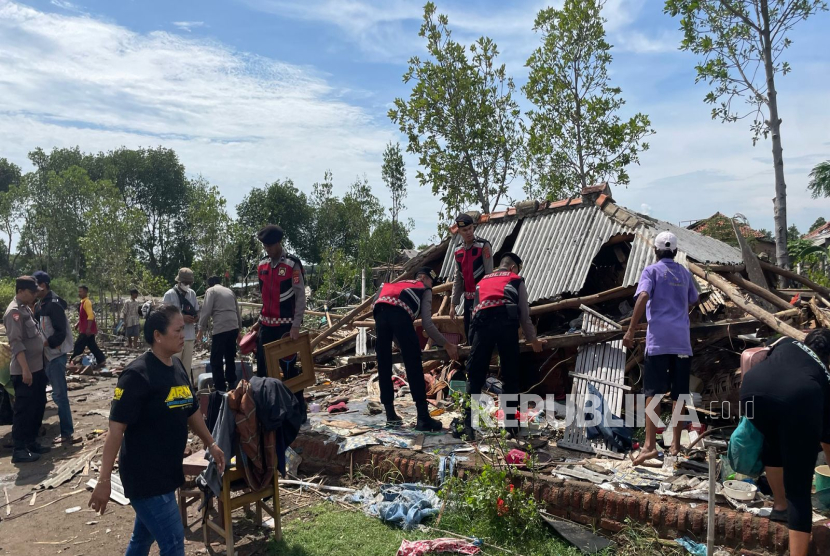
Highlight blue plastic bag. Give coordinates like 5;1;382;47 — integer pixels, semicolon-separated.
727;416;765;478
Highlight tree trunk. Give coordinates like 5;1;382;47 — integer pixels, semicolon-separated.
761;1;789;274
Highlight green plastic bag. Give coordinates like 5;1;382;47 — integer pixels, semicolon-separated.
727;417;765;478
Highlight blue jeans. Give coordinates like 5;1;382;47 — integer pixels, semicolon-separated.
45;354;73;438
125;491;185;556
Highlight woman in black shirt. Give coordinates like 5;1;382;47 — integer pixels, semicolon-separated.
88;305;225;556
740;329;830;556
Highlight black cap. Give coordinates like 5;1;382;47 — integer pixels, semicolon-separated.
501;252;523;271
416;267;444;286
32;270;51;285
16;276;37;292
129;288;139;295
455;213;474;228
257;224;284;244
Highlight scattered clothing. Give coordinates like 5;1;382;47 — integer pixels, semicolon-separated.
327;402;348;413
675;536;707;556
199;392;236;498
506;449;528;465
228;379;276;491
397;538;481;556
584;383;633;453
248;376;303;473
372;483;441;530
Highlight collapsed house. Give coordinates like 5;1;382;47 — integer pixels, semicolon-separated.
308;183;830;456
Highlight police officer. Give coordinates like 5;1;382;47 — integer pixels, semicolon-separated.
463;253;543;439
449;214;493;342
3;276;50;463
373;268;459;431
251;225;306;411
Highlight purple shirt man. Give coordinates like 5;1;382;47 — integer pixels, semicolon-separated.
635;258;699;356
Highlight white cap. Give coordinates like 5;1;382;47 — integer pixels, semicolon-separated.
655;231;678;251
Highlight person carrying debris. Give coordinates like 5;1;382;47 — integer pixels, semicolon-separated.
33;271;78;445
624;231;699;465
162;268;199;376
739;329;830;556
462;253;543;440
373;267;459;431
88;305;224;555
71;284;107;369
200;275;242;391
121;288;142;349
449;213;493;342
251;224;307;413
3;276;50;463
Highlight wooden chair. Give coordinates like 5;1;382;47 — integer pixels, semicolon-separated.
201;448;281;554
179;452;209;528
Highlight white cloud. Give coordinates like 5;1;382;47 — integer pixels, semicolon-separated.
0;1;401;227
172;21;205;32
640;203;651;216
50;0;82;12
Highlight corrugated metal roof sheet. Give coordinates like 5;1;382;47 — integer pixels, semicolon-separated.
513;205;631;303
622;232;689;287
639;217;742;265
438;219;519;279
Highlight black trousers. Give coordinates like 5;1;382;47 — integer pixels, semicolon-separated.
462;298;474;343
211;329;239;391
256;324;305;411
72;333;106;364
11;370;48;449
374;304;427;405
465;307;521;421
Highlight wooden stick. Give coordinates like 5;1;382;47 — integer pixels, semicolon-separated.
309;296;376;349
690;263;806;341
722;273;793;311
529;285;637;316
312;331;359;357
759;261;830;298
4;487;10;515
811;297;830;329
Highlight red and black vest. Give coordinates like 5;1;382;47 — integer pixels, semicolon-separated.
258;254;303;327
473;271;523;314
373;280;429;320
455;238;491;299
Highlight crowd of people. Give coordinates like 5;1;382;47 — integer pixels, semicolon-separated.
5;219;830;555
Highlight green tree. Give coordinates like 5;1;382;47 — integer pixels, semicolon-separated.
524;0;653;198
810;217;827;233
664;0;828;271
381;142;408;266
808;161;830;199
0;158;21;194
389;2;522;218
187;176;234;282
81;181;145;295
787;223;801;242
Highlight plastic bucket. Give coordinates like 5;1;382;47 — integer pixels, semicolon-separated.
815;465;830;511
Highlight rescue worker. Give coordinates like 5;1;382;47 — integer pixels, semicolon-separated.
449;213;493;341
250;225;306;412
463;253;543;439
3;276;50;463
373;267;459;431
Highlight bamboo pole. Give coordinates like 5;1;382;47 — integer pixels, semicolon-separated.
759;260;830;298
529;285;637;316
689;263;806;341
722;273;793;312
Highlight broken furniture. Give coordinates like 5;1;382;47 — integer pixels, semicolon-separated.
263;332;317;392
201;446;282;554
179;451;208;528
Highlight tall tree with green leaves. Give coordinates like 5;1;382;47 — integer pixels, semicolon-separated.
381;142;408;266
523;0;653;199
809;216;827;233
389;2;522;219
187;176;234;281
664;0;827;270
0;159;24;271
808;161;830;199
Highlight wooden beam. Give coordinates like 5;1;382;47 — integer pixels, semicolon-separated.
704;264;746;273
722;273;793;312
811;297;830;329
759;261;830;298
689;263;806;342
309;296;375;348
529;285;637;316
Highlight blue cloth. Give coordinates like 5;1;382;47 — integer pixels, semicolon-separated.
371;483;440;530
675;537;707;556
126;491;185;556
584;383;632;452
438;454;456;486
45;354;73;438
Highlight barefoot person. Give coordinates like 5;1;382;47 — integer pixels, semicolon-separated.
88;305;224;555
623;232;699;465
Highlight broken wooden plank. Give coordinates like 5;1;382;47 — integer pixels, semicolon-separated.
530;286;637;316
689;263;806;342
722;272;791;311
759;260;830;298
732;218;771;291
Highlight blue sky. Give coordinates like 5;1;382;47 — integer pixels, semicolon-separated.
1;0;829;248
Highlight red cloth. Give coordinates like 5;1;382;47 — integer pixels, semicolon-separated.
327;402;348;413
396;538;480;556
506;449;528;465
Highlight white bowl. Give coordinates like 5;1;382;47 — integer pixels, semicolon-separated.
723;480;757;501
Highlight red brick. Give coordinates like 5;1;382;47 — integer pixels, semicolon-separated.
741;515;755;547
757;518;770;548
599;518;624;533
547;507;568;519
639;498;650;521
664;502;678;532
582;491;595;512
676;506;687;534
650;502;663;528
571;488;582;510
626;497;638;520
690;509;704;535
571;512;595;527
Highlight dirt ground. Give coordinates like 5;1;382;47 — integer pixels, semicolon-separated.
0;369;291;556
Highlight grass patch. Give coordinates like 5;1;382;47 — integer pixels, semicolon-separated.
270;503;434;556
